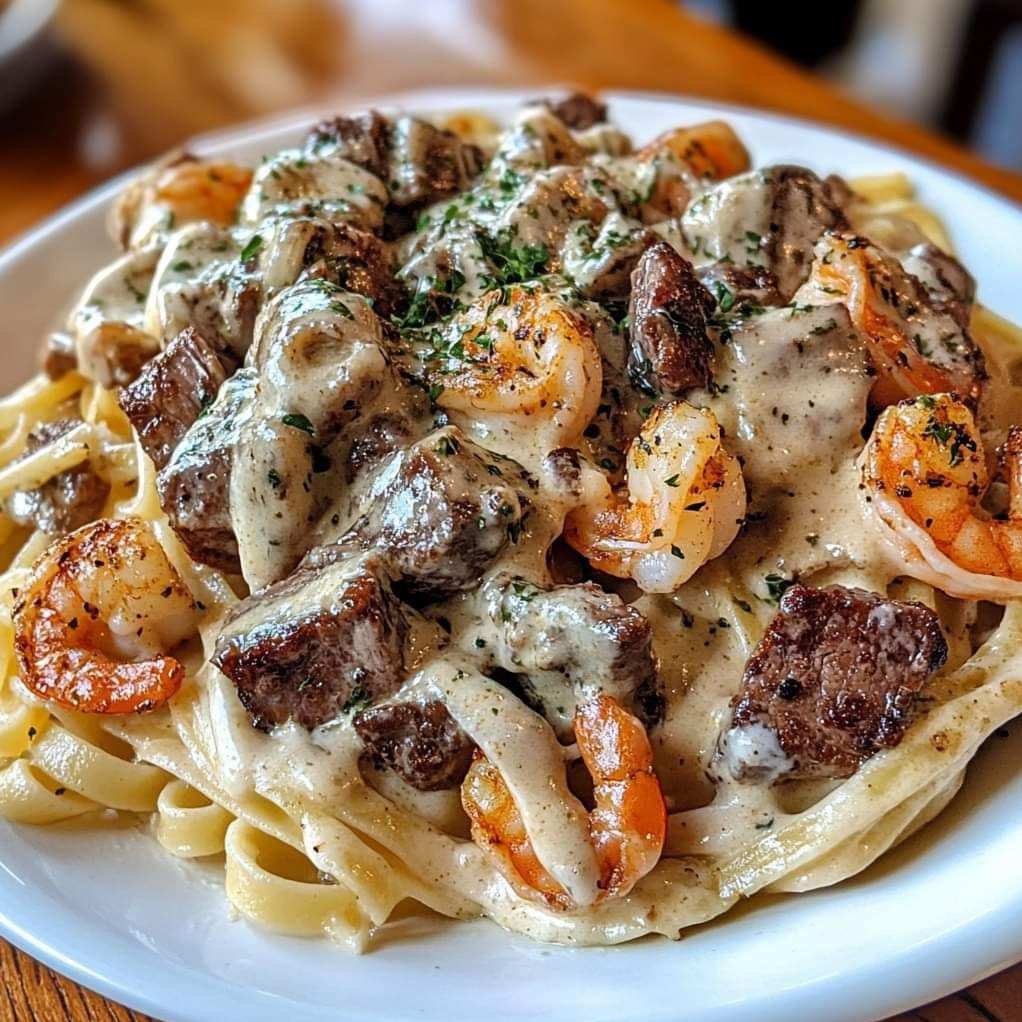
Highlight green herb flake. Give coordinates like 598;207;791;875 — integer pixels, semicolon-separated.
240;235;263;261
281;412;315;435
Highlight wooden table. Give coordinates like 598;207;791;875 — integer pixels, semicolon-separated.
1;2;1021;1019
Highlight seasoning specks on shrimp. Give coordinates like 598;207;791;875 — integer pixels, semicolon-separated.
566;401;745;592
429;286;602;452
13;518;198;714
862;393;1022;599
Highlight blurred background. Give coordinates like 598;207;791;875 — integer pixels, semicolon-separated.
692;0;1022;170
1;0;1020;243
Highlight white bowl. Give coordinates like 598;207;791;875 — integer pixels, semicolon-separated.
2;87;1022;1022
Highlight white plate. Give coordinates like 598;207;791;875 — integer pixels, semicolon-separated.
2;88;1022;1022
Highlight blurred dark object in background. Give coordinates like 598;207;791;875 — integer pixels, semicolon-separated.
0;0;60;114
731;0;864;69
694;0;1022;172
944;0;1022;172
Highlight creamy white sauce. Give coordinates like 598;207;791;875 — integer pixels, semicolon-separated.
417;660;601;907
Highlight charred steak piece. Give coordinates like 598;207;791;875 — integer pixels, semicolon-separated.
283;219;405;320
342;426;531;601
766;166;850;298
214;553;408;732
902;242;976;330
535;92;608;131
720;584;947;783
627;241;716;395
307;111;484;209
40;332;78;380
307;110;391;180
354;699;475;791
157;367;254;574
4;419;110;535
119;327;230;470
483;575;661;722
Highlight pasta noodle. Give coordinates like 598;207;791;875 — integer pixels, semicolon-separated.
1;99;1021;954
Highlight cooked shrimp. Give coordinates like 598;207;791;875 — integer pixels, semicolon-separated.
795;234;984;407
13;518;199;713
153;160;252;226
636;121;751;220
461;694;666;910
433;287;602;451
861;393;1022;600
565;401;746;592
112;155;252;250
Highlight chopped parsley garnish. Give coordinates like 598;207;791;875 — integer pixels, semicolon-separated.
341;683;371;714
763;572;795;604
476;228;549;287
922;412;976;467
713;282;735;313
240;235;263;261
398;270;466;329
281;412;315;435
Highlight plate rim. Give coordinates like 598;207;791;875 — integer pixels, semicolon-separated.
1;85;1022;1022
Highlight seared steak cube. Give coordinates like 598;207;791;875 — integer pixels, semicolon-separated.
214;553;408;732
537;93;608;130
119;327;229;470
346;426;531;600
4;419;110;535
766;166;850;298
157;367;254;574
720;584;947;783
307;111;484;208
354;699;475;791
483;575;661;722
628;241;716;395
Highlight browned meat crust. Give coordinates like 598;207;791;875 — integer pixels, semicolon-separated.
344;412;416;482
118;327;229;470
307;111;484;209
354;700;475;791
485;575;661;724
765;166;850;298
156;368;254;574
627;241;716;395
341;426;532;601
213;554;408;732
903;242;977;330
723;584;948;782
297;221;405;319
4;419;110;535
307;111;391;180
535;93;608;130
40;332;78;380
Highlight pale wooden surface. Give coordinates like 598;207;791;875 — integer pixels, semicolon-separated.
1;2;1021;1019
